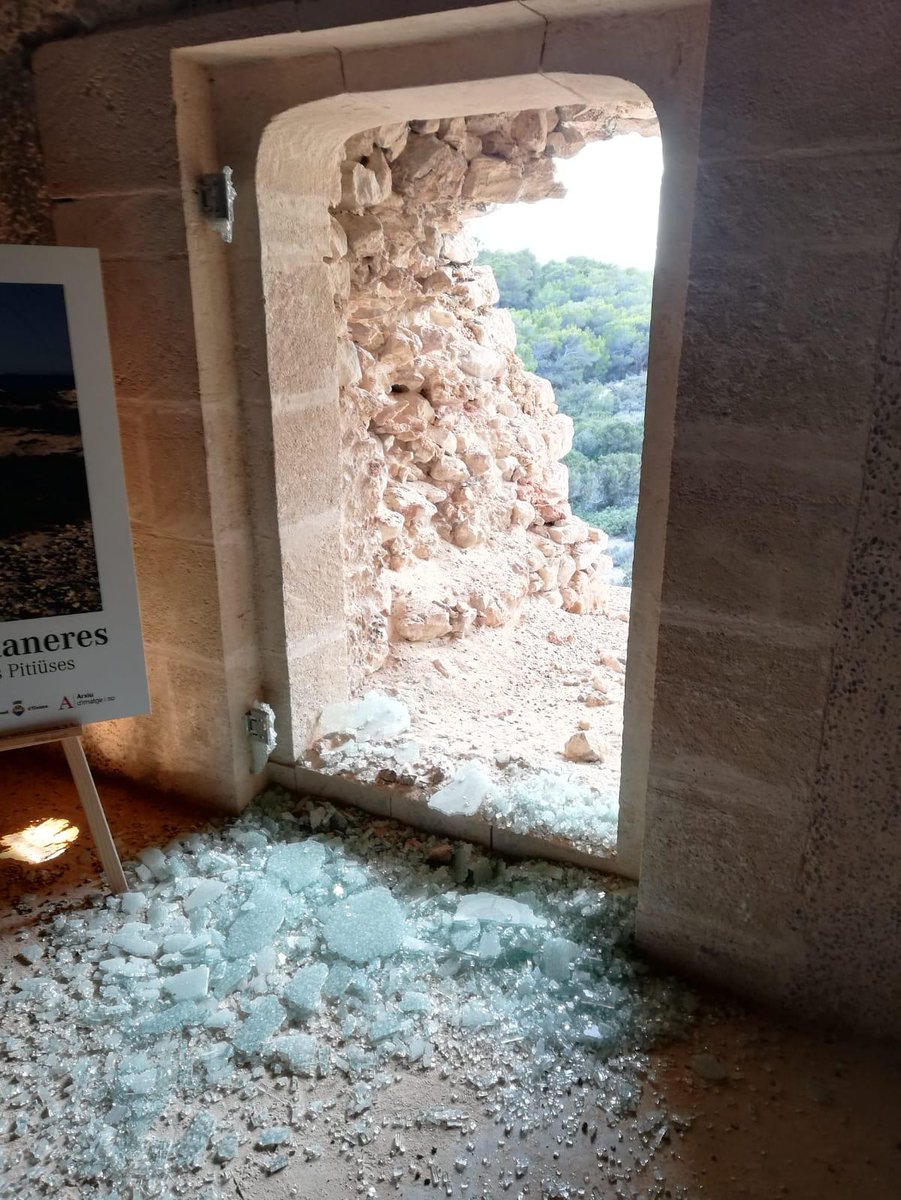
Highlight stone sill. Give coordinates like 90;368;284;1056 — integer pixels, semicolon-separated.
268;759;623;877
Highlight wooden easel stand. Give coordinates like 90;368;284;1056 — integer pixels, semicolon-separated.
1;724;128;894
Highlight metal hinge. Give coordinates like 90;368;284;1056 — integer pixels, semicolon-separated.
245;704;273;744
199;167;236;243
245;702;276;774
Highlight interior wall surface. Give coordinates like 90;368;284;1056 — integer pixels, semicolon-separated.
636;0;901;1039
2;1;509;241
28;1;706;853
20;0;900;1038
12;0;522;807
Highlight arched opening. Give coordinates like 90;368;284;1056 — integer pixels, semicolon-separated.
253;72;674;875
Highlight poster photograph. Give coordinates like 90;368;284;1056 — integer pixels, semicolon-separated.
0;246;149;734
0;279;101;621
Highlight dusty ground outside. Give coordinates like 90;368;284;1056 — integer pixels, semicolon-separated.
338;583;633;854
1;748;899;1200
374;587;631;785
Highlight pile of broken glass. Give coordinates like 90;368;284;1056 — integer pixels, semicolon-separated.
0;790;696;1197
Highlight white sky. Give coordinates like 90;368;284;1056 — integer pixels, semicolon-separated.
467;134;663;271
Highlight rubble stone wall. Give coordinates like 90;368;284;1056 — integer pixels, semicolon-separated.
330;105;657;685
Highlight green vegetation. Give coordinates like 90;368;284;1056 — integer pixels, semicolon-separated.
478;249;651;583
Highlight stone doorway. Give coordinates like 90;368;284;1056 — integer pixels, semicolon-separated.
303;105;659;865
247;78;673;878
173;6;706;875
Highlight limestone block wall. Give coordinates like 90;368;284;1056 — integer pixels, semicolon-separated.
10;0;549;801
19;0;707;866
636;0;901;1038
22;4;317;811
8;3;561;801
20;0;901;1042
332;107;656;685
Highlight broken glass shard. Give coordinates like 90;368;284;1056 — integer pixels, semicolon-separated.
318;690;411;742
428;762;496;816
161;965;210;1002
284;962;328;1017
453;893;545;927
183;879;227;912
224;881;287;959
256;1126;290;1148
321;887;405;963
232;995;286;1056
266;840;328;892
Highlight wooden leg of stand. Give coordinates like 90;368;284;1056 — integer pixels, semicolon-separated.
61;737;129;894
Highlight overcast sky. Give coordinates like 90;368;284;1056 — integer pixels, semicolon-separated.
467;134;663;271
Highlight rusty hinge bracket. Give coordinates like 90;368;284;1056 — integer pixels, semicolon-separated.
199;167;236;243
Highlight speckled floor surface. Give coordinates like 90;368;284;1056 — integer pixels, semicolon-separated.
1;746;899;1199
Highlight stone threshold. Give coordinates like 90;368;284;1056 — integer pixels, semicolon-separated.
267;759;624;877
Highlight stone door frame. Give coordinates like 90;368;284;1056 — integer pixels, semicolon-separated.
170;1;708;876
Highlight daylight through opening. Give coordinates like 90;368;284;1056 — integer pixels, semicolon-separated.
301;101;660;863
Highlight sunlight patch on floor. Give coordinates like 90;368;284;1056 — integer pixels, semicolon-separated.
0;816;79;864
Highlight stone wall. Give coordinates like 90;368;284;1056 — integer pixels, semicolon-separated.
636;0;901;1039
23;0;901;1040
0;0;514;240
2;1;196;243
20;0;700;815
331;106;656;685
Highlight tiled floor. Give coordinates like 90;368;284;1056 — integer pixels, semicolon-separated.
2;746;899;1199
0;744;212;921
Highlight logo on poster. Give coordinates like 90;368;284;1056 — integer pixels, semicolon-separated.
59;696;74;710
11;700;24;716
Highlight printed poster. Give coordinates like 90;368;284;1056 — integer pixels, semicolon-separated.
0;245;149;733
